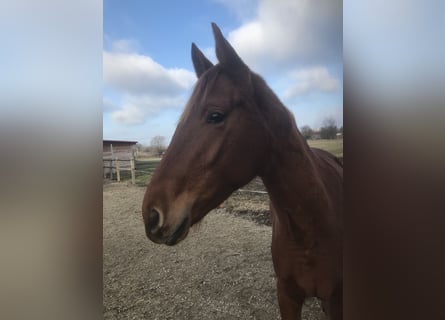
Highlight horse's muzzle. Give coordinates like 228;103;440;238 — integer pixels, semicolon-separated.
165;216;189;246
144;209;190;246
145;208;161;234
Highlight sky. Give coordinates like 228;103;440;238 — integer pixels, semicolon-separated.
103;0;343;145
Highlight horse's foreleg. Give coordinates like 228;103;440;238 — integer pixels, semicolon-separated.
276;279;305;320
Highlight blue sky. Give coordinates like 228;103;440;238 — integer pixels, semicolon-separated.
103;0;342;145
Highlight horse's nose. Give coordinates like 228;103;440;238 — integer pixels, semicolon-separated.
145;208;163;235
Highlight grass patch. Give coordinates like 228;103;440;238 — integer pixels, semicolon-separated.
307;139;343;157
112;159;160;185
134;159;160;185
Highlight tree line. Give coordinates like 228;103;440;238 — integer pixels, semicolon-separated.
138;117;342;156
300;117;343;140
136;135;167;157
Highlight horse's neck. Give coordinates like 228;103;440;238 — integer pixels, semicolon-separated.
252;74;335;239
260;128;334;241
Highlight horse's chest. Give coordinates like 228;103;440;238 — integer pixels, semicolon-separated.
271;230;338;298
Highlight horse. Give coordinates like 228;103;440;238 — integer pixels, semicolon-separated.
142;23;343;320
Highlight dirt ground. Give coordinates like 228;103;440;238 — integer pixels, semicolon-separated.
103;182;325;319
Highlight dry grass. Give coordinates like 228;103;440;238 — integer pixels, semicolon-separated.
103;183;325;319
307;139;343;158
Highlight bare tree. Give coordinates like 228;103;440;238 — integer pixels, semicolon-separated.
135;143;144;151
300;125;314;140
150;135;166;156
320;117;338;139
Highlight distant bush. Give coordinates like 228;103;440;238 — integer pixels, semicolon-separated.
320;117;338;139
300;125;314;140
150;135;167;156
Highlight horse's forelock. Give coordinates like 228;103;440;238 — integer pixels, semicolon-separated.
178;67;222;126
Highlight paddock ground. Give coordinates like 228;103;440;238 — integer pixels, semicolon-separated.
103;182;325;319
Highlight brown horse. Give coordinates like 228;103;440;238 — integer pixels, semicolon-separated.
142;23;343;320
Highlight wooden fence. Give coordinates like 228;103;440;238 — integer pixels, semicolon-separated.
103;157;136;184
103;143;137;184
103;151;160;185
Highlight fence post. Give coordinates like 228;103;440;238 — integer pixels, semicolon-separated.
110;144;114;180
116;158;121;182
130;157;135;185
110;160;114;180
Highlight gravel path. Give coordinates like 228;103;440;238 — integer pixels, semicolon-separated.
103;182;325;319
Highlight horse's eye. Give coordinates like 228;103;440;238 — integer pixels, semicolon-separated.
206;112;225;124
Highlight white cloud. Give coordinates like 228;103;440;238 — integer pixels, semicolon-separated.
103;51;196;96
111;104;146;125
284;67;339;99
225;0;342;72
110;95;187;125
103;42;197;125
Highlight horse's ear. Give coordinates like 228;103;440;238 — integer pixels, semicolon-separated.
191;43;214;78
211;22;249;78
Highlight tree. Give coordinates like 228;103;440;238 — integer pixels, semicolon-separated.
320;117;338;139
150;135;166;156
300;125;314;140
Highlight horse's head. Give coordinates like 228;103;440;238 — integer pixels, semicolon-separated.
142;23;272;245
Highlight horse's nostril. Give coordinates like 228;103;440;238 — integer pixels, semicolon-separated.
147;208;161;234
